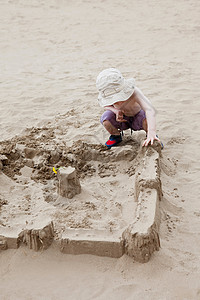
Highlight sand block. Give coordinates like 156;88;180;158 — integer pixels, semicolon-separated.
24;147;38;159
122;145;162;263
0;229;21;250
57;166;81;199
5;237;19;249
135;147;162;201
49;150;60;164
122;188;160;263
0;236;7;250
18;222;54;251
15;144;38;159
111;145;138;162
60;229;124;258
0;154;8;162
0;154;8;169
0;223;54;251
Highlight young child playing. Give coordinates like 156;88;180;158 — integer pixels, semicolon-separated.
96;68;161;148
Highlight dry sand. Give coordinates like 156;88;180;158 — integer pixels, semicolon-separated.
0;0;200;299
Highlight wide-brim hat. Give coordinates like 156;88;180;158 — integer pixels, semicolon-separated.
96;68;135;107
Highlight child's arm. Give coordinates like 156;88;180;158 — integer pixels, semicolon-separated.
104;105;127;122
134;87;160;146
104;105;119;114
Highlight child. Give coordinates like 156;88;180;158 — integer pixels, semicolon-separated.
96;68;160;148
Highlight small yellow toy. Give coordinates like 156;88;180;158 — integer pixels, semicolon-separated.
53;167;59;174
53;167;65;174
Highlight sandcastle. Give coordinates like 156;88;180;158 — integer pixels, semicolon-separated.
59;144;162;263
57;166;81;199
0;127;162;263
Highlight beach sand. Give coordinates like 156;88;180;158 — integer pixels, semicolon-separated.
0;0;200;299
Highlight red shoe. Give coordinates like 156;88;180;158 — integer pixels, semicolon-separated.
105;134;122;149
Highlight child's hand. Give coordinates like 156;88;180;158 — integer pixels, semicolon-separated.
116;110;127;122
142;133;160;147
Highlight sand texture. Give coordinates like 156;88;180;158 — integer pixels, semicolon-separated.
0;0;200;299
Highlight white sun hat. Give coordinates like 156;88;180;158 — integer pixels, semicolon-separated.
96;68;135;107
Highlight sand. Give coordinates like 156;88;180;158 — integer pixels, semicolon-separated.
0;0;200;299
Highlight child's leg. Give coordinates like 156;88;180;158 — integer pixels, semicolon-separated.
100;110;130;148
103;120;120;135
100;110;129;135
